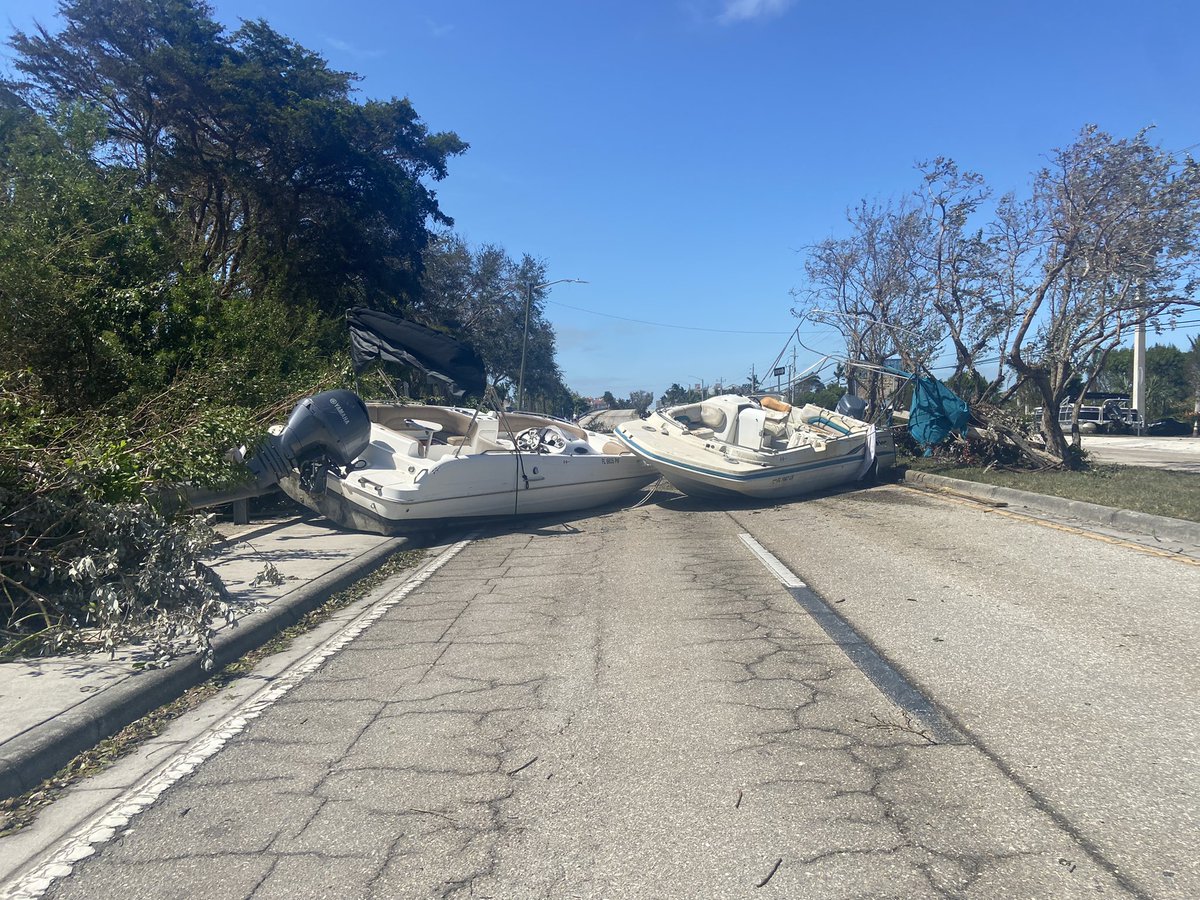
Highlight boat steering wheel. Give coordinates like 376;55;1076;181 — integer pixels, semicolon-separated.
515;427;543;452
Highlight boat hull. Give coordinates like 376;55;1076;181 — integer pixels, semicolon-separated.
280;461;656;534
615;404;895;501
279;409;658;534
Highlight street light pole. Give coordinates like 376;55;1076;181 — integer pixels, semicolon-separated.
517;278;586;410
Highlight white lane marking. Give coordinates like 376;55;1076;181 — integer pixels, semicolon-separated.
1;539;473;900
738;531;964;746
738;533;806;588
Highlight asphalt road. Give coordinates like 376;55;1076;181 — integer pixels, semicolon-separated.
1079;434;1200;473
7;483;1198;899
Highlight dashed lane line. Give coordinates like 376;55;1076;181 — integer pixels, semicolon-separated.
735;527;1156;900
736;533;965;746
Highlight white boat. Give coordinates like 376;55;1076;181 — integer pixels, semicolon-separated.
276;400;659;534
227;312;657;534
613;394;895;500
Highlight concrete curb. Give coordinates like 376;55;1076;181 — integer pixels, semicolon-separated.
902;470;1200;546
0;537;407;802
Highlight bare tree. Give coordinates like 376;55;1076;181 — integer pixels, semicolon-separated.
994;126;1200;463
794;199;939;415
912;159;1013;400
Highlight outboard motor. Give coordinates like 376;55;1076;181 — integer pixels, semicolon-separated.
835;393;868;421
182;390;372;511
246;390;372;489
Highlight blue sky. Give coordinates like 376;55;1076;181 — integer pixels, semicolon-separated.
5;0;1199;399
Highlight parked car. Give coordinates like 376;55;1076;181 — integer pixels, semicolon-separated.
1146;417;1192;436
1032;397;1142;434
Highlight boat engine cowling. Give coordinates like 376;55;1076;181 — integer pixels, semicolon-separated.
247;390;372;488
835;393;867;421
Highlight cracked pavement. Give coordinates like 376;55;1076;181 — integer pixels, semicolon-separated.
34;488;1186;898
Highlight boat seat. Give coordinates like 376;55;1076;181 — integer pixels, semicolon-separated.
442;434;508;453
806;420;847;438
735;408;767;450
441;420;508;453
788;431;826;450
699;404;727;430
762;416;789;441
367;403;478;442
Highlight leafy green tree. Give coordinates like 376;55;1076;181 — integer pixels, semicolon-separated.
1187;336;1200;433
418;233;570;408
0;96;199;406
8;0;466;316
568;391;592;419
1099;345;1193;419
791;377;848;411
1;1;469;657
9;0;225;179
659;383;701;406
628;390;654;414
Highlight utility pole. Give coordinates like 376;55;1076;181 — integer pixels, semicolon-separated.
791;345;798;405
1132;320;1147;435
516;278;586;410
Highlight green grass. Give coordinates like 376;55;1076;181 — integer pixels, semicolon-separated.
902;458;1200;523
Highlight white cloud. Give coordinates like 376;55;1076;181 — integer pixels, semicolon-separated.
718;0;795;24
325;36;384;60
425;17;454;38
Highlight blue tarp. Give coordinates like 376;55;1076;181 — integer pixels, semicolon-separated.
908;375;970;446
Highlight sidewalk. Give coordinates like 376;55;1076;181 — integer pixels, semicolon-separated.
0;515;405;801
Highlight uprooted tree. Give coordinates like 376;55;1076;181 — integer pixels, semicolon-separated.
797;126;1200;468
992;126;1200;463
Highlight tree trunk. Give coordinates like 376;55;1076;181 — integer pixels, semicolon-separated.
1040;404;1072;464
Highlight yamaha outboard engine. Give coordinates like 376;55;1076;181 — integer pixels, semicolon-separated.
246;390;372;489
182;390;372;511
835;393;868;421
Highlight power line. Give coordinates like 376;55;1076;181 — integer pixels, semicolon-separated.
545;299;793;335
548;298;1200;341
